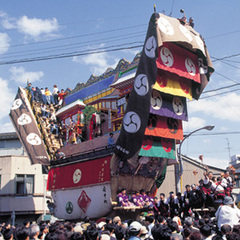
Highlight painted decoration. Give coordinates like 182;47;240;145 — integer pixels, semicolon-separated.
115;13;159;161
47;156;111;190
53;183;112;220
9;87;50;165
157;42;200;83
153;69;192;100
150;89;188;121
145;114;183;140
139;136;176;159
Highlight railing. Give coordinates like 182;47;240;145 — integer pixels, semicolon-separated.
50;144;115;166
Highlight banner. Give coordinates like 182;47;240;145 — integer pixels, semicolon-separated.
150;89;188;121
47;156;111;190
114;13;159;161
156;42;200;83
153;69;192;100
9;87;50;165
139;136;176;159
145;114;183;140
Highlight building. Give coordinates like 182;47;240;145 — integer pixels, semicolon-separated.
160;155;224;195
0;132;51;224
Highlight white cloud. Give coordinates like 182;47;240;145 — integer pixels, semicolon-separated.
73;44;119;75
9;66;44;84
203;139;211;144
183;117;207;132
0;77;15;120
202;156;228;169
0;121;14;133
0;33;10;54
189;92;240;122
187;155;228;170
0;11;16;29
16;16;59;40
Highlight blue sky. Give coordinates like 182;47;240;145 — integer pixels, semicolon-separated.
0;0;240;169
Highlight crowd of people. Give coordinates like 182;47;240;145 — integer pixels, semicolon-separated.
26;83;67;109
25;82;83;157
0;201;239;240
117;171;236;213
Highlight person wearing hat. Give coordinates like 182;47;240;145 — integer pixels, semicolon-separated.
215;196;240;230
188;17;194;28
128;221;142;240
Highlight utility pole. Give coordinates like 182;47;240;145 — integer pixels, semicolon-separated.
226;138;231;162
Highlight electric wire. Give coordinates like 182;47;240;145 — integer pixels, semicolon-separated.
1;31;145;59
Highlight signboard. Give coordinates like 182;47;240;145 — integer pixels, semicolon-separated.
47;156;111;190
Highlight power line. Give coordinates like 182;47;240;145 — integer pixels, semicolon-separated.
0;23;147;49
205;29;240;40
0;44;143;65
212;53;240;62
200;87;240;99
1;32;145;59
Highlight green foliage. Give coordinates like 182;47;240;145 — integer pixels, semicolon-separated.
82;105;97;124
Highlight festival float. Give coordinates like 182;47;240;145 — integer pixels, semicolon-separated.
9;11;214;220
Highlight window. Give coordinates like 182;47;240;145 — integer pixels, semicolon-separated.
112;101;116;110
102;102;105;108
15;174;34;195
106;101;110;109
72;114;78;123
0;140;5;148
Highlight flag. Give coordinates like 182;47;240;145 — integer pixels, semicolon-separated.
145;114;183;140
9;87;50;165
153;69;192;100
139;136;176;159
155;158;168;188
150;89;188;121
114;13;159;161
156;42;200;83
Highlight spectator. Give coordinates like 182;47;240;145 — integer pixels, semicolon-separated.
47;200;55;214
113;216;122;226
145;215;155;238
55;149;66;160
48;121;59;136
15;227;30;240
215;196;240;230
57;89;67;107
183;217;200;233
158;193;169;217
128;221;142;240
221;171;234;197
189;232;202;240
152;223;172;240
40;88;45;95
52;85;59;105
167;192;179;218
188;17;194;28
225;232;240;240
200;224;212;240
3;228;13;240
45;87;52;105
30;223;40;240
41;104;49;118
108;133;115;146
220;224;231;239
49;109;57;122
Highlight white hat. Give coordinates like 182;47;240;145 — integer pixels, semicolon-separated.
73;225;83;233
223;196;233;205
97;221;106;229
129;221;142;232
